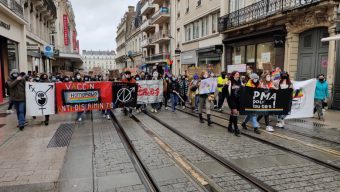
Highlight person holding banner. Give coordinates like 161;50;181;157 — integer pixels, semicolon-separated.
241;73;261;134
226;71;242;136
179;75;189;109
276;71;293;128
122;71;136;117
151;71;160;113
198;71;213;126
163;75;170;110
257;73;275;132
74;72;85;122
189;74;200;112
7;69;27;131
314;74;329;121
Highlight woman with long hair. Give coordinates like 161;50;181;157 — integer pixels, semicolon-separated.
227;71;242;136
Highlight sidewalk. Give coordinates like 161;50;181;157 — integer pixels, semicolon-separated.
0;112;75;191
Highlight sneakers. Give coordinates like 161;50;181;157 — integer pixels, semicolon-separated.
77;118;82;122
165;107;169;110
254;128;261;134
276;121;284;128
151;108;155;113
154;109;158;113
107;115;111;120
182;106;186;110
234;128;240;137
218;108;222;112
44;121;49;126
6;110;14;114
266;125;274;132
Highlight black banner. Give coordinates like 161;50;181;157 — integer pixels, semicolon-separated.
239;87;293;115
112;82;138;108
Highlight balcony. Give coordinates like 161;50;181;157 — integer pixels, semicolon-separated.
143;52;170;64
32;0;57;19
141;19;156;32
141;38;156;48
151;30;170;44
0;0;24;18
151;7;170;24
141;0;156;16
218;0;321;32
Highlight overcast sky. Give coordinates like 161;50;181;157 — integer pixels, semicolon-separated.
71;0;139;52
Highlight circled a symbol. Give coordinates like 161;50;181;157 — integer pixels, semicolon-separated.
117;88;132;103
35;91;48;107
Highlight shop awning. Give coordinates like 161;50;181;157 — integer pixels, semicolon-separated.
56;53;83;63
321;34;340;42
27;51;41;58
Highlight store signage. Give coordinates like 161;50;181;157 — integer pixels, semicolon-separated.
73;30;77;50
63;15;69;46
44;45;54;58
0;20;10;30
27;44;39;51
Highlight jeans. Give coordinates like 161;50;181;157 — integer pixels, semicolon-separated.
13;101;26;127
170;93;178;111
257;114;269;126
163;93;169;107
243;114;259;128
180;95;187;107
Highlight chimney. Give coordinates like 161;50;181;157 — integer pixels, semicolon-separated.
128;6;135;13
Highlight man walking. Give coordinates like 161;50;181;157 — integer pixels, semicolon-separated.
7;69;26;130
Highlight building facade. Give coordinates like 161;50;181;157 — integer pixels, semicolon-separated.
219;0;340;108
24;0;57;74
115;6;136;72
53;0;82;73
171;0;223;76
82;50;116;75
0;0;27;102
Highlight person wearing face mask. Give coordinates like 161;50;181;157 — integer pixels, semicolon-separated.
257;73;275;132
179;75;189;109
163;75;170;110
63;76;71;82
227;71;243;136
217;72;229;111
189;74;200;112
198;71;213;126
7;69;27;131
122;71;136;117
275;71;293;128
241;73;261;134
314;74;329;121
150;71;160;113
169;75;180;112
73;72;84;121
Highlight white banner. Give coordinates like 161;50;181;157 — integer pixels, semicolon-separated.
227;64;247;73
286;79;317;119
26;82;56;116
199;78;217;95
137;80;163;104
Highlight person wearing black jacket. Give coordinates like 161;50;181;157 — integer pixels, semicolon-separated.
227;71;242;136
169;75;180;112
74;72;84;122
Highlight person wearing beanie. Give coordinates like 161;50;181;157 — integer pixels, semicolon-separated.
7;69;26;131
242;73;261;134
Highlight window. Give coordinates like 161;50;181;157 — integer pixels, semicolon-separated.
246;45;256;63
232;46;245;64
256;42;275;70
201;17;208;37
193;21;200;39
185;24;193;41
212;12;219;33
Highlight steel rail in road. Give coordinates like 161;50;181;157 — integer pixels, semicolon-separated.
111;113;160;192
176;108;340;173
144;111;277;192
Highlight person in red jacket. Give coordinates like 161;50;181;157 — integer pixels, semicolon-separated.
121;71;136;117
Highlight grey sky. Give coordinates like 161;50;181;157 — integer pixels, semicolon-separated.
71;0;139;52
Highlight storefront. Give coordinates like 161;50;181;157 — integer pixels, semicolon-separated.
0;8;27;102
223;26;286;73
180;50;196;75
197;45;223;75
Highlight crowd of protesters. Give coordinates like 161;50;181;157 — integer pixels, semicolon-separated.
6;67;329;133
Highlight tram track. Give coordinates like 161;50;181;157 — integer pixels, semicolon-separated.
110;113;160;192
174;107;340;172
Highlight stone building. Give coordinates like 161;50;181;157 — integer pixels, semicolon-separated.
82;50;116;75
171;0;223;76
24;0;57;74
219;0;340;108
53;0;82;73
115;6;136;72
0;0;27;103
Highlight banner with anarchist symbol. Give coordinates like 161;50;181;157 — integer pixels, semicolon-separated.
26;82;56;116
239;87;293;115
56;82;113;113
137;80;163;104
112;82;138;108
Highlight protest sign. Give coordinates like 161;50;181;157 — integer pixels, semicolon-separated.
239;87;293;115
26;82;55;116
137;80;163;104
227;64;247;73
286;79;317;119
56;82;113;113
199;78;218;95
112;82;138;108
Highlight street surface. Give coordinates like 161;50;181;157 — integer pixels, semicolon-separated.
0;104;340;192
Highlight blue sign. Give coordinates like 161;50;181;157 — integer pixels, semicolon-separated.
44;45;54;58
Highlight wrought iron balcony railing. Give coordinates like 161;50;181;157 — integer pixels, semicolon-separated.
143;52;170;63
0;0;24;18
218;0;321;32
